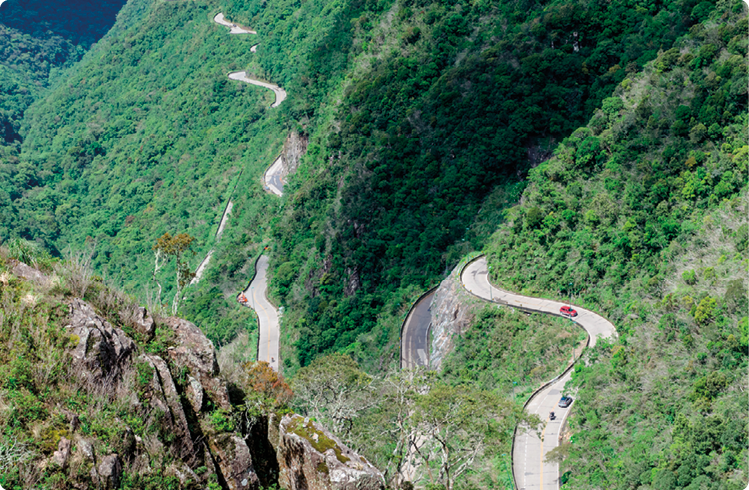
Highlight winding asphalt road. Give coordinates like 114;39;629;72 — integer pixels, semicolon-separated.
461;256;616;490
213;12;257;34
263;155;285;196
242;255;280;371
214;14;287;108
400;290;434;369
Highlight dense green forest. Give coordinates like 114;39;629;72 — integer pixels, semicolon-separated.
267;0;716;371
483;1;748;487
0;0;747;486
0;0;129;143
0;0;725;367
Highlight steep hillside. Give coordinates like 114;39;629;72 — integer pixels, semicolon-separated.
0;0;130;143
481;2;748;487
267;0;703;370
0;247;384;490
1;0;707;366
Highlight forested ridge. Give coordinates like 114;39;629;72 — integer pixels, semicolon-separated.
483;2;748;487
0;0;747;487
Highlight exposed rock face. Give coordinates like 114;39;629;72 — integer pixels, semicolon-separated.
11;260;50;285
429;261;482;370
164;317;231;409
66;299;136;380
186;375;205;412
98;454;122;489
278;415;384;490
140;354;196;464
133;306;156;336
281;131;308;179
4;265;385;490
208;434;260;490
52;437;72;469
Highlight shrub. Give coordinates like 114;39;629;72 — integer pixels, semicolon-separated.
682;269;697;285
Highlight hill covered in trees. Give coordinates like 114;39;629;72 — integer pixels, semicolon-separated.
0;0;746;487
482;2;747;486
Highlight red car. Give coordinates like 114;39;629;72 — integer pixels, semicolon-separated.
560;306;578;317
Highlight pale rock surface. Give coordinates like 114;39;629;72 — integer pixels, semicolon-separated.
278;414;384;490
133;306;155;336
98;454;122;490
11;260;49;285
208;433;260;490
281;131;309;179
164;317;231;409
66;299;136;380
51;437;71;469
429;262;482;369
186;375;205;413
140;354;196;464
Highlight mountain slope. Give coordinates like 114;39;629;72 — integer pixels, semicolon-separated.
481;2;747;487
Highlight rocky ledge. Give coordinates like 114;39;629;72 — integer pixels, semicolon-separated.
277;414;384;490
3;258;379;490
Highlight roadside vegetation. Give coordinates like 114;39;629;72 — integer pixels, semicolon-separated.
484;2;748;487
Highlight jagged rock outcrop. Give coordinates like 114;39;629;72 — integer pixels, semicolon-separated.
98;454;123;490
133;306;156;336
164;317;231;409
139;354;197;464
11;260;50;285
66;298;136;381
52;437;72;469
429;261;483;369
277;415;384;490
5;262;386;490
281;131;308;179
208;434;261;490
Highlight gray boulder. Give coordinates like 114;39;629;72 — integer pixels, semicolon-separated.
208;433;260;490
66;299;136;381
164;317;231;409
98;454;122;490
278;415;384;490
133;306;156;336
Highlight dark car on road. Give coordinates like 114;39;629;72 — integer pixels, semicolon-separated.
559;396;573;408
560;306;578;317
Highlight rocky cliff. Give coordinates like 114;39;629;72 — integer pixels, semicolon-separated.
281;131;309;180
0;258;379;490
429;260;484;369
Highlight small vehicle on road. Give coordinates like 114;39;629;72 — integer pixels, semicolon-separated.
549;411;556;420
558;396;573;408
560;306;578;317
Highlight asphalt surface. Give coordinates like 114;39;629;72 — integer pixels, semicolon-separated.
242;255;280;371
264;155;284;196
213;13;257;34
400;291;434;369
461;256;616;490
214;13;286;108
228;71;287;108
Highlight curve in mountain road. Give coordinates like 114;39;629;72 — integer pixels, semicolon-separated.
264;155;284;196
240;255;280;371
461;255;616;490
213;12;257;34
191;13;283;372
228;71;287;108
400;289;435;369
214;14;287;108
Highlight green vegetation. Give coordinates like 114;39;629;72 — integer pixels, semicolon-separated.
290;306;583;488
0;0;716;366
267;0;701;371
483;2;748;487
